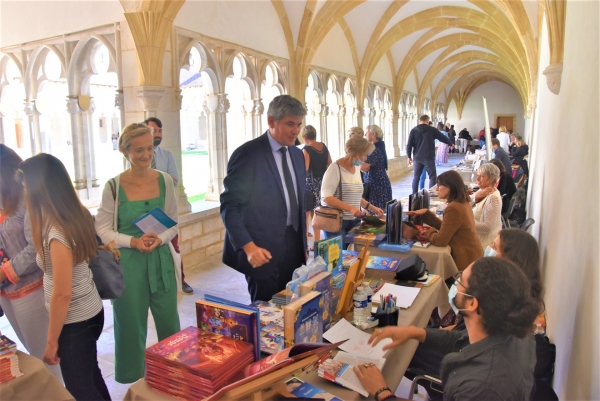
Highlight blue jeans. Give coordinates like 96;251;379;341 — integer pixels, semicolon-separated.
58;309;111;401
323;218;361;250
419;168;427;190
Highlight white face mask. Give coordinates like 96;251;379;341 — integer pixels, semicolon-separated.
484;246;498;257
447;283;473;314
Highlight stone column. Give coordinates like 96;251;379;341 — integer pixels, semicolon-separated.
204;93;229;201
355;106;364;128
84;99;99;188
0;111;5;144
114;91;125;129
337;106;346;159
319;103;328;146
173;88;192;214
23;100;42;155
252;98;264;138
391;110;400;158
66;97;87;191
401;112;408;155
135;86;165;119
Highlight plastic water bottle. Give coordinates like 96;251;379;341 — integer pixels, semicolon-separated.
353;287;368;325
362;283;373;316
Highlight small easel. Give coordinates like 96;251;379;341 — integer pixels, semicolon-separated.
336;240;371;320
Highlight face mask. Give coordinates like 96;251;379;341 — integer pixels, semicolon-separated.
448;283;472;315
352;159;363;167
484;246;498;257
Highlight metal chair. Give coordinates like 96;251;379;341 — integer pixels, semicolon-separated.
520;218;535;232
501;197;517;228
407;368;443;400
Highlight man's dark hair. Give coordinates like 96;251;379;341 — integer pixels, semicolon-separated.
488;158;506;173
437;122;444;130
267;95;306;121
419;114;430;122
468;258;540;338
499;229;544;305
507;129;513;134
491;138;500;147
428;121;433;126
436;171;469;203
144;117;162;128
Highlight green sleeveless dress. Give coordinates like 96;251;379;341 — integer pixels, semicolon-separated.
112;173;180;384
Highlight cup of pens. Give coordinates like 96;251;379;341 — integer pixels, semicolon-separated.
373;294;399;327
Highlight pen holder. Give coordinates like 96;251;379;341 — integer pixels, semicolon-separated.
373;308;399;327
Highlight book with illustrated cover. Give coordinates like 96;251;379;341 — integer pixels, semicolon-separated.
285;377;343;401
317;352;386;397
282;291;323;348
341;250;360;269
260;322;285;355
300;271;333;332
365;255;402;280
343;231;387;246
314;236;343;273
195;299;259;361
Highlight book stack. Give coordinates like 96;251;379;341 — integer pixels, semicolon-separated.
365;255;402;280
271;289;290;306
145;327;254;400
0;335;23;383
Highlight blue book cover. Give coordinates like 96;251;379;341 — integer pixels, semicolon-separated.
314;236;343;272
132;206;176;235
300;271;333;332
285;377;343;401
283;291;323;347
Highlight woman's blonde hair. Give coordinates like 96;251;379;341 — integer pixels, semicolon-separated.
345;135;375;157
516;137;526;146
499;125;507;133
366;124;384;140
347;127;364;138
301;125;317;140
119;122;153;153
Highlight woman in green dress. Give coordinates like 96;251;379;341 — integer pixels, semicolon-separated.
95;122;180;384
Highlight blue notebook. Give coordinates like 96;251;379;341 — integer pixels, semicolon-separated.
133;207;176;235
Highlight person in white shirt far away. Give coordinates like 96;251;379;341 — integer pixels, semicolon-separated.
144;117;193;295
496;126;511;154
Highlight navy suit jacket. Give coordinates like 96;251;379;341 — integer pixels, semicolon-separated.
220;131;307;279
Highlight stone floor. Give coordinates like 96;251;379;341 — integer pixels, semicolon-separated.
0;154;463;400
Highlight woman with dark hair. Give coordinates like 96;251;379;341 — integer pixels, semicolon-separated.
406;170;483;271
20;153;109;400
488;159;517;214
302;125;332;249
0;145;62;382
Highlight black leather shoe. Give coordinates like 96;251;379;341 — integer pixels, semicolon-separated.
182;281;193;294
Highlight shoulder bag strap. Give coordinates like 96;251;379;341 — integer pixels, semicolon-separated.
336;163;343;201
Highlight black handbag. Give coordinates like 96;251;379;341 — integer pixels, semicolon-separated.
89;235;125;300
395;254;427;281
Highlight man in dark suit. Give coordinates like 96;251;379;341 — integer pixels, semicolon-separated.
220;95;307;302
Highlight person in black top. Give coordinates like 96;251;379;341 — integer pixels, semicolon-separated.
489;159;517;214
302;125;332;249
352;257;539;401
512;136;529;176
406;115;454;193
458;128;471;140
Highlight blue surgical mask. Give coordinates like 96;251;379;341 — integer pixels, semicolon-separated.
484;246;497;257
352;159;363;167
448;283;472;314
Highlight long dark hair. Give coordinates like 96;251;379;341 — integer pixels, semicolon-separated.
498;229;544;305
468;257;540;338
20;153;97;265
0;144;24;216
436;170;469;203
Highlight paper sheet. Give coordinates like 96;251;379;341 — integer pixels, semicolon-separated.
133;207;176;235
323;318;391;359
373;283;421;309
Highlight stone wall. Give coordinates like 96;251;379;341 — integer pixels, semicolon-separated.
388;156;409;179
178;208;225;272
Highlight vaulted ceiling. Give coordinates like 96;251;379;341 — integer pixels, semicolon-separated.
273;0;542;116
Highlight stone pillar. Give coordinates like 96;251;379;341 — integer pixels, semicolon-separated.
401;112;408;155
355;106;364;128
204;93;229;201
84;99;99;188
134;86;165;119
23;100;42;155
0;111;5;144
173;88;192;214
114;90;125;130
337;106;346;159
252;98;264;138
66;97;87;191
319;103;328;146
391;110;400;158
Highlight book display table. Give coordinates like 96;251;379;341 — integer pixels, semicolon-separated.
124;279;449;401
0;351;73;400
360;243;459;280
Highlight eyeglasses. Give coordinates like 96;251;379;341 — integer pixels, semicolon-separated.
452;271;470;293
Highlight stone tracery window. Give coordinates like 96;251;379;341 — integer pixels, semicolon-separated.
0;57;28;158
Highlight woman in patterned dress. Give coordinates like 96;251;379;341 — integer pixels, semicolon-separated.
361;125;392;210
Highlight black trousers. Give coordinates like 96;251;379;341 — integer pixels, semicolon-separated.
412;161;437;194
246;226;305;302
58;308;111;401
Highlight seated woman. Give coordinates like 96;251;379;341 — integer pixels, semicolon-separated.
320;135;384;241
406;171;482;271
512;136;530;176
471;163;502;249
488;159;517;214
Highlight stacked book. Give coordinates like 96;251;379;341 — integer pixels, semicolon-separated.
271;289;291;306
145;327;254;400
0;335;23;384
341;251;402;280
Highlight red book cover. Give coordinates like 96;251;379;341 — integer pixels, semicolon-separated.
145;327;253;378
